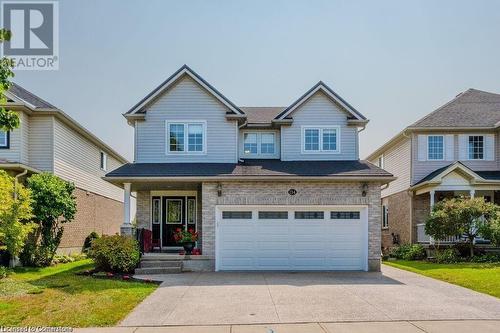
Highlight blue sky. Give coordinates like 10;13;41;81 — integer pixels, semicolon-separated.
12;0;500;161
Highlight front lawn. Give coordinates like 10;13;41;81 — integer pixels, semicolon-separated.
384;260;500;298
0;259;157;327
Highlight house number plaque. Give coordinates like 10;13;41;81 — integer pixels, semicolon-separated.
288;189;297;195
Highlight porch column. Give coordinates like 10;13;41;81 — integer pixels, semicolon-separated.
429;190;435;208
121;182;133;236
470;189;475;198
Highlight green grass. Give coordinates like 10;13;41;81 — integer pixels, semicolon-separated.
0;259;157;327
384;260;500;298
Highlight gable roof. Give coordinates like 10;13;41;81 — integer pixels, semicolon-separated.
274;81;367;121
6;83;57;110
412;161;483;188
125;65;244;116
240;107;285;124
409;88;500;129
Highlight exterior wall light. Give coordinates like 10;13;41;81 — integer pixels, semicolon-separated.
217;183;222;197
361;183;369;197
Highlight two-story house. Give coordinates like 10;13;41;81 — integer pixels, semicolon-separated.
105;65;393;272
367;88;500;249
1;83;129;253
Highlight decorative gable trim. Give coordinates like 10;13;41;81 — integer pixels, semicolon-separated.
274;81;368;122
124;65;244;117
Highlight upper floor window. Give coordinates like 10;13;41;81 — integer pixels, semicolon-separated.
0;130;8;149
427;135;444;160
468;135;484;160
166;121;206;154
243;132;275;156
302;126;339;153
100;151;107;171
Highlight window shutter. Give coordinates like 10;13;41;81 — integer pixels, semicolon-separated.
445;135;454;161
485;134;495;161
417;135;427;161
458;134;467;160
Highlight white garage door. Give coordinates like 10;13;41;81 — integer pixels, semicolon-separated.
216;206;368;271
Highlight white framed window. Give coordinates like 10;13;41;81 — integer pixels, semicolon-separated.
382;205;388;229
100;151;107;171
302;126;340;153
427;135;444;160
166;121;206;154
242;131;276;156
377;155;384;168
468;135;484;160
0;130;9;149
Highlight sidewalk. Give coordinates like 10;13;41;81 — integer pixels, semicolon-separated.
75;320;500;333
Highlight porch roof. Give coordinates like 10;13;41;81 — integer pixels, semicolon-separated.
104;159;394;185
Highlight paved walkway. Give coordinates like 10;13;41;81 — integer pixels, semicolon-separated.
122;265;500;326
75;320;500;332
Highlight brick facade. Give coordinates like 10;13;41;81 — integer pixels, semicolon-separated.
58;187;123;253
381;190;412;249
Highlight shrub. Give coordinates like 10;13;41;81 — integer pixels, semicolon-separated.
470;253;500;263
88;235;140;273
0;265;8;279
434;248;460;264
52;253;87;265
82;231;100;253
389;244;427;260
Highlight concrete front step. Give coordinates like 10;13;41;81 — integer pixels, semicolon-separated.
140;260;182;268
134;267;182;275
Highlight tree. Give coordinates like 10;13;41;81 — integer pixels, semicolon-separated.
0;29;19;131
0;170;34;259
21;173;77;266
425;197;499;257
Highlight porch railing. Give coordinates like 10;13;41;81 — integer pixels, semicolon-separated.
416;224;462;244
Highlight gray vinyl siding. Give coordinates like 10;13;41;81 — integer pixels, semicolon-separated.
412;131;499;184
20;112;30;164
238;129;280;159
28;115;54;172
53;118;123;202
135;76;238;163
281;91;359;161
370;137;411;198
0;111;25;163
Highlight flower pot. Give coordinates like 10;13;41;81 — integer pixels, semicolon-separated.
182;242;195;255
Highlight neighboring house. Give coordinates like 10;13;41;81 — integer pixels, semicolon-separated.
367;88;500;249
0;83;129;253
105;65;394;272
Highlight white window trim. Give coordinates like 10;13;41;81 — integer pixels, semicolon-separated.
242;130;277;157
427;135;445;161
466;134;485;161
301;125;341;154
378;155;384;168
100;151;108;171
165;120;207;155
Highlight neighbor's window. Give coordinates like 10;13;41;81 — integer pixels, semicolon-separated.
243;132;276;155
382;205;388;228
427;135;444;160
100;151;107;171
167;122;206;153
468;135;484;160
0;130;8;148
295;211;324;219
303;127;339;153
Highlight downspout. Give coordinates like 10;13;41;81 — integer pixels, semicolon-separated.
14;169;28;200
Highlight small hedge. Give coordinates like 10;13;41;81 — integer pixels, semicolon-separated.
88;235;140;273
389;244;427;260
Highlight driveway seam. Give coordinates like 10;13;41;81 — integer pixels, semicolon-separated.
262;273;281;323
409;321;430;332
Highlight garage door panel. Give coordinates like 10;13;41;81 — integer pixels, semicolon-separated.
217;206;367;271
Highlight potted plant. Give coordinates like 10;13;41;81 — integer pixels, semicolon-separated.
173;228;198;255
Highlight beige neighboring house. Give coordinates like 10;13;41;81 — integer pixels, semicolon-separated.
105;65;394;272
0;83;129;253
367;88;500;249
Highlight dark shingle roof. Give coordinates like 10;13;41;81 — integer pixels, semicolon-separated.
414;162;500;186
106;159;392;178
240;107;286;124
414;164;452;185
8;83;58;109
409;89;500;128
475;171;500;181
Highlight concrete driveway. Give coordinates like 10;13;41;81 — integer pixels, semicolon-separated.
121;265;500;326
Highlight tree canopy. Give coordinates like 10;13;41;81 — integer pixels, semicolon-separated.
0;28;19;131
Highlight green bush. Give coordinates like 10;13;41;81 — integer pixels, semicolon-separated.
0;265;8;279
82;231;100;253
434;248;460;263
470;253;500;263
88;235;140;273
389;244;427;260
52;253;87;265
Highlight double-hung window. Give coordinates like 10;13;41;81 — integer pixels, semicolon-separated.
302;126;339;153
166;121;206;154
243;132;276;156
0;130;8;149
427;135;444;160
468;135;484;160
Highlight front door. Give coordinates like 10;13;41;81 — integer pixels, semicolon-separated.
162;196;197;247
